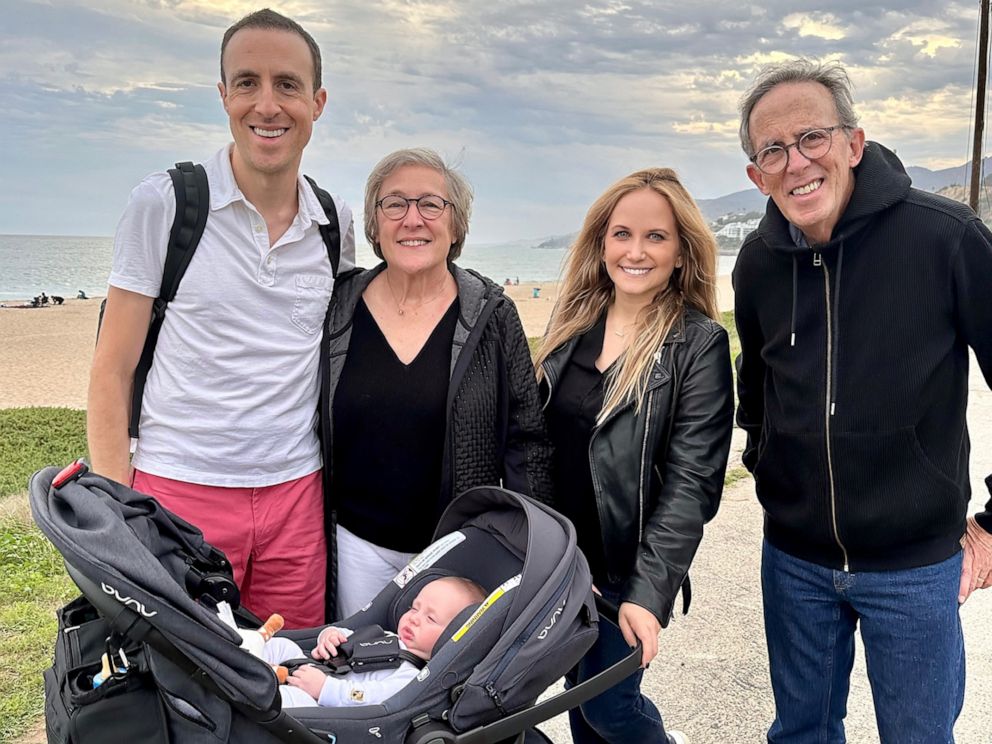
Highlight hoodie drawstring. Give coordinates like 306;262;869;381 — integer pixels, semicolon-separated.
830;242;844;415
790;256;798;347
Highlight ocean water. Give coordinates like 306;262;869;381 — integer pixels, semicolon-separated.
0;234;738;301
0;235;117;302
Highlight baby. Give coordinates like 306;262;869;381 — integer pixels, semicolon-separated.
263;576;485;707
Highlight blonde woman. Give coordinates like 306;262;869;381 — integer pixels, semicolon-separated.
536;168;734;744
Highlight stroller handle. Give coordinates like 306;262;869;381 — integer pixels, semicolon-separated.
434;594;642;744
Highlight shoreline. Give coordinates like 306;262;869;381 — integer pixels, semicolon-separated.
497;274;734;338
0;276;735;410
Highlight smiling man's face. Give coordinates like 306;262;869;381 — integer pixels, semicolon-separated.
218;27;325;181
746;81;865;245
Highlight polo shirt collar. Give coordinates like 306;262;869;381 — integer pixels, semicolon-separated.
207;144;329;226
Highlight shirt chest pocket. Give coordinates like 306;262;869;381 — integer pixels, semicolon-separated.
291;273;333;334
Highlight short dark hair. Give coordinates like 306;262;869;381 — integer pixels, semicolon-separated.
220;8;322;91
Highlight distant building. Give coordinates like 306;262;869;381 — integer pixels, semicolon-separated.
715;219;761;240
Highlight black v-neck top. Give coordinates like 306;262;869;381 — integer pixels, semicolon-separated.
545;315;609;583
333;297;460;552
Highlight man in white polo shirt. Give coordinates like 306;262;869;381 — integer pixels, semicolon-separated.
87;9;354;628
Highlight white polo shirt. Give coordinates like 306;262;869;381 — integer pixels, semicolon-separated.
108;145;355;486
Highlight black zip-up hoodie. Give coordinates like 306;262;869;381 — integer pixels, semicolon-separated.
734;141;992;571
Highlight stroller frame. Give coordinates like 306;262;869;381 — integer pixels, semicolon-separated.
68;563;638;744
35;462;642;744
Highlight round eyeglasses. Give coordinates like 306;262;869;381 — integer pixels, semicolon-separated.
376;194;453;221
750;125;850;175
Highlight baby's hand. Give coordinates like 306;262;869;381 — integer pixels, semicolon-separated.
311;627;349;660
286;664;326;701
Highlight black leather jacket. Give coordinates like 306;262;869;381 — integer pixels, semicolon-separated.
319;263;553;615
540;308;734;624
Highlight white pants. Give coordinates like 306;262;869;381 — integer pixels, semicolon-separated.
336;525;415;619
262;637;319;708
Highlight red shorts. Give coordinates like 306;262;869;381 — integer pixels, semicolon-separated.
132;469;326;629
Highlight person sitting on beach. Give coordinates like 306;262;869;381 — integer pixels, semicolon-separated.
263;576;485;708
321;147;552;619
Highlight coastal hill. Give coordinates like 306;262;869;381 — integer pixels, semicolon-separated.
696;189;766;222
694;154;992;222
531;155;992;250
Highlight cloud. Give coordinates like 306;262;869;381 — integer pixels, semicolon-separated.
782;13;849;41
3;0;989;240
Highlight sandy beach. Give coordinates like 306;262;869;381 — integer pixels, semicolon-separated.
0;276;735;411
4;276;990;743
505;274;736;337
0;298;102;409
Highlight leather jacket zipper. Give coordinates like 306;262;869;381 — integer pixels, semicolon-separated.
818;253;849;571
637;389;654;537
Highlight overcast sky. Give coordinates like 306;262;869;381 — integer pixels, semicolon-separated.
3;1;987;243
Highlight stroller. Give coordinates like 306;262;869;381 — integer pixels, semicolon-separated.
31;461;641;744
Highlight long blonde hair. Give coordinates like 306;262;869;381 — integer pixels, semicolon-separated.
535;168;719;422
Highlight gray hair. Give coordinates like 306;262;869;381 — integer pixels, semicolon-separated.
364;148;474;261
738;59;859;157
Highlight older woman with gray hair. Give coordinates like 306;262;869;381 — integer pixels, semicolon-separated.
319;148;553;618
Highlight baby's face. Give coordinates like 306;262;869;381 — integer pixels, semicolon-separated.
397;580;471;660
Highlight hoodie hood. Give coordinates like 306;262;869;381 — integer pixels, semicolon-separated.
754;141;912;255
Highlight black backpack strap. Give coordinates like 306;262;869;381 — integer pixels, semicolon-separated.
304;175;341;278
128;161;209;438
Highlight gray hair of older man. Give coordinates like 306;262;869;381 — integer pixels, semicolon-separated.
738;59;860;158
364;148;474;261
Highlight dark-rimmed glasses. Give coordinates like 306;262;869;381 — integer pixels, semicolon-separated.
376;194;453;221
750;125;850;175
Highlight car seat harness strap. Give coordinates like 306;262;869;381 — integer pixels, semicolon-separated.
280;625;426;677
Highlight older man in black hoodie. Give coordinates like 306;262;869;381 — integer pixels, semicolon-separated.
734;58;992;743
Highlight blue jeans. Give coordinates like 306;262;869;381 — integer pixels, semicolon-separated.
762;540;965;744
564;586;669;743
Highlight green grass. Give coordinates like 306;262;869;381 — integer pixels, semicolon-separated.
724;466;751;488
0;514;77;743
0;408;88;498
721;309;741;369
0;407;86;743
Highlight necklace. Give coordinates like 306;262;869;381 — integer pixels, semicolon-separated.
385;272;449;316
612;322;635;338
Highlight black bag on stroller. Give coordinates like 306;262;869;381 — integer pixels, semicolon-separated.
31;461;640;743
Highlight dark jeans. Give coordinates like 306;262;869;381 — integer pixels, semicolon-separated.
762;540;965;744
564;586;669;743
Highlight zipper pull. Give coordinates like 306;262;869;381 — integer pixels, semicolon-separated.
485;682;507;715
813;252;822;267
